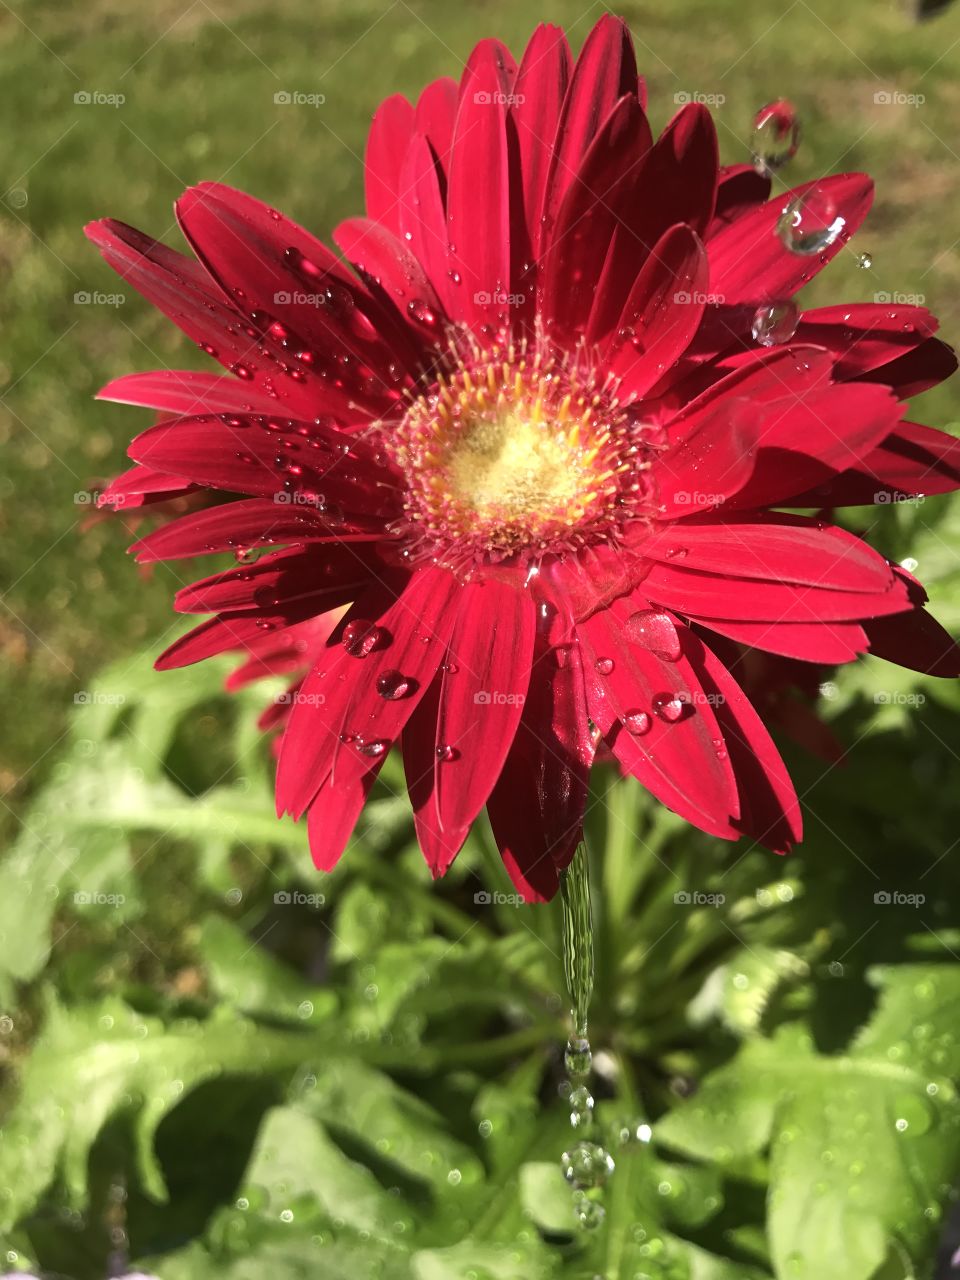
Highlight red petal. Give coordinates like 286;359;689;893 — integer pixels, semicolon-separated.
685;637;802;853
445;45;512;330
131;498;381;562
512;24;572;258
578;597;740;838
601;224;708;395
544;15;638;223
276;568;460;820
365;93;415;233
486;644;592;902
97;370;278;416
641;515;895;591
708;173;873;304
693;617;869;664
404;578;536;874
865;607;960;677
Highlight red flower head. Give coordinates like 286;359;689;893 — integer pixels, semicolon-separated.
87;17;960;900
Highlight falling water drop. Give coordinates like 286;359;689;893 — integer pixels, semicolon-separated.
857;251;873;269
751;99;801;176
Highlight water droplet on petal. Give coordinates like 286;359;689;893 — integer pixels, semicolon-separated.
777;187;846;256
594;657;615;676
652;693;687;723
358;739;388;758
751;99;801;176
375;669;412;700
623;709;652;735
342;619;384;657
751;299;799;347
624;609;682;660
435;744;458;761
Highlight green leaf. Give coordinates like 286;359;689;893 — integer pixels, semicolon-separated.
657;992;960;1280
0;994;322;1228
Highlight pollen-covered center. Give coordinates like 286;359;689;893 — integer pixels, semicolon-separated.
389;341;657;563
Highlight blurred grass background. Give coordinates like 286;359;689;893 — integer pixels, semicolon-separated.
2;0;960;840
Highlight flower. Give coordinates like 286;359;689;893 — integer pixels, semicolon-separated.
87;16;960;901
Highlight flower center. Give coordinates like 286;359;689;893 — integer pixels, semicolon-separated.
388;338;658;565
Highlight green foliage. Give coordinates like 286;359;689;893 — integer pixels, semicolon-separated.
0;640;958;1280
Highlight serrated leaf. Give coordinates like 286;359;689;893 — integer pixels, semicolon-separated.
657;994;960;1280
0;995;323;1228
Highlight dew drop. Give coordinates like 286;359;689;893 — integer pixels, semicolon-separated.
751;99;801;176
777;188;846;256
623;709;652;735
594;657;615;676
751;299;799;347
342;619;384;657
358;739;388;758
435;744;459;762
376;669;412;700
624;609;682;660
652;692;687;723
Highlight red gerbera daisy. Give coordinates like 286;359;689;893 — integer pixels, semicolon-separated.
87;16;960;901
